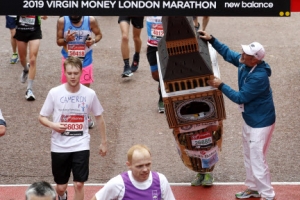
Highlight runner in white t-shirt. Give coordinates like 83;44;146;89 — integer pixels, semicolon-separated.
39;56;107;200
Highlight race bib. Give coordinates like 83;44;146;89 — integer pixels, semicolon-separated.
151;24;164;38
60;114;84;136
67;44;85;58
19;16;35;25
191;131;213;148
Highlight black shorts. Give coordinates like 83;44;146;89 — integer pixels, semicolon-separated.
118;16;144;29
51;150;90;184
147;46;158;66
6;16;17;29
14;29;42;43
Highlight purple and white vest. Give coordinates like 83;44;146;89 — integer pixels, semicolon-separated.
121;171;161;200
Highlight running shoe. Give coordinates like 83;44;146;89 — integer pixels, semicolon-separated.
88;115;95;129
235;189;260;199
122;65;133;78
191;173;204;186
21;63;30;83
25;89;35;101
201;173;214;186
131;60;139;72
158;99;165;113
58;190;68;200
10;53;19;64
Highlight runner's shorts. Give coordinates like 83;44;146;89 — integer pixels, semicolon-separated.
14;29;42;43
6;16;17;29
118;16;144;29
51;150;90;184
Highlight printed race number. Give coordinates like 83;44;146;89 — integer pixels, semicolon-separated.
60;114;84;136
23;0;44;8
191;131;213;148
151;24;164;38
19;16;35;25
67;123;83;131
68;50;85;57
67;44;86;58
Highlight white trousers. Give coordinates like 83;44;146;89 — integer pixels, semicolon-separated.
242;122;275;198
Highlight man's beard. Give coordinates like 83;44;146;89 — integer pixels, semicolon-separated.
69;16;82;24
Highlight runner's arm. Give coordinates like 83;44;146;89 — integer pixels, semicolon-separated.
39;115;67;133
88;16;102;47
94;115;107;156
56;17;66;47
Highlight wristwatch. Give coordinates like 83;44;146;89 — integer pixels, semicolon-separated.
64;38;68;43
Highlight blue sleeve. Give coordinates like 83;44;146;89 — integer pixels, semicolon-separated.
221;73;270;104
211;37;241;68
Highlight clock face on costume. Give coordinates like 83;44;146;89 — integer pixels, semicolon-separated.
174;96;217;125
